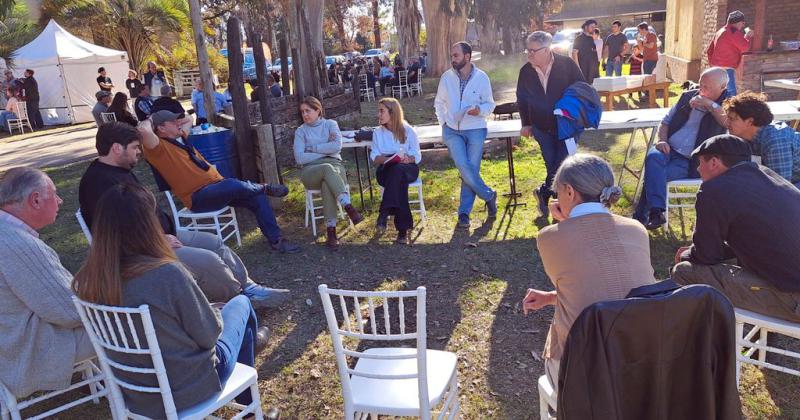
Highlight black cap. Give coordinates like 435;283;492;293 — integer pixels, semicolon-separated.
151;97;186;116
691;134;751;161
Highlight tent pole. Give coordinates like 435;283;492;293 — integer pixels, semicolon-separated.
56;56;75;125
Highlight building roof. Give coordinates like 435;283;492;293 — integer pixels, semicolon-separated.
545;1;666;23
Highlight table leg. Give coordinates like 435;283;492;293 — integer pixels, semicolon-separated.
502;137;526;207
364;147;374;204
632;127;658;205
606;93;613;111
353;147;366;210
663;86;669;108
648;87;657;108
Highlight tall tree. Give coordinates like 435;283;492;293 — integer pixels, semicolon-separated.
326;0;353;52
420;0;468;77
393;0;420;61
0;8;36;65
371;0;380;48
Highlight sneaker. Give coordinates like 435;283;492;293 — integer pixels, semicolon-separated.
243;284;291;309
263;184;289;197
376;212;388;232
486;192;498;218
534;187;550;218
645;209;666;230
457;213;470;229
269;238;301;253
396;230;409;245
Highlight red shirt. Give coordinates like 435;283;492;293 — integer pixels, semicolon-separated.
642;32;659;61
707;25;751;68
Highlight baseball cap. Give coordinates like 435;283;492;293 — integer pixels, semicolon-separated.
691;134;751;162
150;110;182;127
95;91;112;101
728;10;745;24
150;97;186;116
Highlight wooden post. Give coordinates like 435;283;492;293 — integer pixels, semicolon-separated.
752;0;766;52
292;47;305;98
251;32;274;125
254;124;283;208
280;37;290;95
187;0;216;125
226;16;258;181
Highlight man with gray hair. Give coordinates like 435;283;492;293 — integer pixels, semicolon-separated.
91;90;113;126
0;167;94;399
517;31;585;218
633;67;730;229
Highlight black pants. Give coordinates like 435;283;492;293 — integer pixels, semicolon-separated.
28;99;43;128
379;76;393;95
376;163;419;232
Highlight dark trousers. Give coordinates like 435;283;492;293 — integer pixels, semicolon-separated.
379;76;393;95
377;163;419;231
532;126;577;197
28;99;43;128
191;178;282;243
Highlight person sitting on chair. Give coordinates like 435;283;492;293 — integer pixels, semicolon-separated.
0;167;94;400
137;110;300;253
79;122;289;307
724;91;800;187
370;98;422;245
106;92;139;126
0;87;19;133
134;84;154;122
521;154;655;387
72;183;269;419
407;57;421;84
293;97;363;249
633;67;730;230
91;90;113;127
672;134;800;323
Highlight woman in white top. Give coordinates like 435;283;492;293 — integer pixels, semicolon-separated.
370;98;421;244
0;87;19;133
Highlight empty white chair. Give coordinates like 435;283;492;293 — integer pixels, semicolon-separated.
100;112;117;123
318;284;460;420
6;101;33;134
304;187;352;237
0;358;108;420
391;70;410;99
378;177;428;223
359;73;375;102
72;297;264;420
537;374;556;420
76;208;92;244
665;178;702;228
409;74;423;97
164;191;241;247
735;308;800;383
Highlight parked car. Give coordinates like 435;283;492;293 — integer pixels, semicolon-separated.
325;55;344;66
364;48;387;60
623;26;662;54
220;48;271;82
551;29;582;56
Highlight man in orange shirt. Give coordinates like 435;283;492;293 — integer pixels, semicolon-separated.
637;22;659;75
706;10;753;96
137;110;300;253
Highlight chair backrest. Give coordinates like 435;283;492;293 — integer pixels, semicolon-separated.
15;101;29;121
318;284;430;413
101;112;117;123
163;191;182;229
359;73;368;88
72;297;180;420
75;208;92;244
399;70;408;85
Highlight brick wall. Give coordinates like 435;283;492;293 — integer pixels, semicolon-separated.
701;0;728;69
763;0;800;47
739;50;800;100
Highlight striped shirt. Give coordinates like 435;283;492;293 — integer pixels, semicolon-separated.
751;122;800;184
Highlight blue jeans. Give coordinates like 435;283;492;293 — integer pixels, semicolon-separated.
215;295;257;405
532;126;572;196
191;178;282;243
442;124;495;216
643;60;657;75
634;148;692;220
605;58;623;76
725;68;737;97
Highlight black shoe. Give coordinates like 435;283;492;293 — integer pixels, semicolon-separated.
456;213;470;229
486;192;498;218
534;187;550;218
263;184;289;197
645;209;666;230
269;238;301;253
376;212;388;232
396;230;409;245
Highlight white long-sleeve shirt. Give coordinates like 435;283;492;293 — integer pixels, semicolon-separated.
434;64;495;131
369;124;422;164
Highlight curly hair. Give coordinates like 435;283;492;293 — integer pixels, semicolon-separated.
724;91;773;127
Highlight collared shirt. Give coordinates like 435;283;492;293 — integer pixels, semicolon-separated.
569;202;610;218
751;122;800;184
458;63;476;99
0;210;38;238
663;105;708;157
533;54;555;94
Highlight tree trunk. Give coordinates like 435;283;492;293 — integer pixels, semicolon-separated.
479;19;500;55
226;16;258;182
501;25;513;55
371;0;381;48
251;32;273;124
330;0;350;51
306;0;324;52
394;0;421;61
420;0;468;77
188;0;216;125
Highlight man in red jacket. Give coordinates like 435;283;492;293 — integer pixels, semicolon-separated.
706;10;753;96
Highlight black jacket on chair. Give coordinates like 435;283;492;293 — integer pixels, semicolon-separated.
557;280;742;420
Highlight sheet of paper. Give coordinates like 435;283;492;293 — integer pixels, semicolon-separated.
564;138;577;155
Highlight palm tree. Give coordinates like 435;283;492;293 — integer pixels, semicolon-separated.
0;8;37;66
0;0;14;20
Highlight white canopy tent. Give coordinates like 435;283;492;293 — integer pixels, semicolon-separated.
8;19;130;125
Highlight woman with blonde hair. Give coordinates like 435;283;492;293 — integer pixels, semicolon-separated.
370;98;421;244
521;153;655;387
293;96;363;249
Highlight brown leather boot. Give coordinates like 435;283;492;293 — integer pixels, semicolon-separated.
326;226;339;249
344;204;364;225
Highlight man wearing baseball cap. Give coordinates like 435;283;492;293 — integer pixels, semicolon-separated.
672;134;800;322
137;110;301;253
706;10;753;96
91;90;113;127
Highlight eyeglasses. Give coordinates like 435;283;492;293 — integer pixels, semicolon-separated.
525;46;548;55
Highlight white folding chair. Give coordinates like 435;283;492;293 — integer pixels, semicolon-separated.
359;74;375;102
71;297;264;420
100;112;117;123
164;191;241;247
391;71;410;99
378;176;428;223
318;285;460;420
665;178;702;228
735;308;800;384
0;358;108;420
409;73;423;97
304;187;352;237
76;208;92;244
537;375;556;420
6;101;33;134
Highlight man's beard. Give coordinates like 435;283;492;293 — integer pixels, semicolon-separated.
452;60;467;71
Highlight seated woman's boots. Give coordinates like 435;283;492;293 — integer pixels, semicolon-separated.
326;226;339;249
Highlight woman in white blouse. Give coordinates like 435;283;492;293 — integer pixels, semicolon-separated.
370;98;421;244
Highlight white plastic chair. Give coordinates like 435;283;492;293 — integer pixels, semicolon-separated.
71;297;264;420
318;285;460;419
304;187;352;237
391;71;410;99
665;178;702;228
409;73;423;97
0;358;108;420
76;208;92;244
100;112;117;123
735;308;800;384
164;191;242;247
6;101;33;134
537;375;556;420
378;176;428;223
359;74;375;102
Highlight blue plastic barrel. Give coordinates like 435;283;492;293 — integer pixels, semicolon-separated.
188;128;240;179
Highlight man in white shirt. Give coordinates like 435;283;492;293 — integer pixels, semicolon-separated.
434;41;497;228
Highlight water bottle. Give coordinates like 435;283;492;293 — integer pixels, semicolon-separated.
201;122;210;131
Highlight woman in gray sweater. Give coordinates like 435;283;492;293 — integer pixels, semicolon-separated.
293;96;363;248
72;183;259;419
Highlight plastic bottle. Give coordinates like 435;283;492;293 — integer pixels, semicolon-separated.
767;35;774;52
